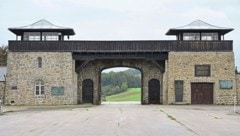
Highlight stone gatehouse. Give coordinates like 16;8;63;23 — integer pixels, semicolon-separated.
5;19;237;105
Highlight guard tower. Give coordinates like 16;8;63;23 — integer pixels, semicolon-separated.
166;20;233;41
165;20;235;105
9;19;75;41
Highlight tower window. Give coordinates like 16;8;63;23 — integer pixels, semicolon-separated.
42;32;59;41
201;33;218;41
35;80;44;96
183;33;200;40
38;57;42;68
23;32;41;41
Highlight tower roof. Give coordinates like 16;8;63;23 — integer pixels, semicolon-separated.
166;20;233;35
9;19;75;35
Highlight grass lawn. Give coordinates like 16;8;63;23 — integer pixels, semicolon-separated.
106;88;141;102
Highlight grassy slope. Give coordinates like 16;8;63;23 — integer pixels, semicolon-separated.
106;88;141;101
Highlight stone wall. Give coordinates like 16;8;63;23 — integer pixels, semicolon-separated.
78;59;164;104
5;52;77;105
167;52;236;104
5;51;237;105
0;81;5;101
236;73;240;104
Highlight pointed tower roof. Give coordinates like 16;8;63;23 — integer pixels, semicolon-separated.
9;19;75;35
166;20;233;35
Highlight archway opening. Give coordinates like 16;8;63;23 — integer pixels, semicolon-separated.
101;67;142;104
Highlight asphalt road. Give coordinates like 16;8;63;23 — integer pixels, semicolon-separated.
0;103;240;136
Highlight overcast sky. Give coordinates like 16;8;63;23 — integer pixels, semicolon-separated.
0;0;239;69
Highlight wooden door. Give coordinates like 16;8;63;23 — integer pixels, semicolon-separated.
191;83;213;104
82;79;93;103
148;79;160;104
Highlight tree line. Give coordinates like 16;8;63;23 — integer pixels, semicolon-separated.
101;69;141;96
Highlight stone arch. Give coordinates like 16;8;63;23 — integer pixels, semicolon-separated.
77;59;165;105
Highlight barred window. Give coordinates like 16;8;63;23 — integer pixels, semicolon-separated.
35;80;44;96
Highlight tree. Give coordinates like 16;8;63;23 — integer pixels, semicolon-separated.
101;69;141;96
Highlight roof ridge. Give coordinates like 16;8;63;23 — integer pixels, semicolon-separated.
175;19;229;29
24;19;67;29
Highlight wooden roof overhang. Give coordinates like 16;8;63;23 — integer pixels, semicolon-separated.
166;20;233;36
9;28;75;36
9;19;75;36
166;29;233;35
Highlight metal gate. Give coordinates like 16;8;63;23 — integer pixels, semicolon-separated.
148;79;160;104
191;83;213;104
82;79;94;103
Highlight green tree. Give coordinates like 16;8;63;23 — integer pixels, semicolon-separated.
101;69;141;96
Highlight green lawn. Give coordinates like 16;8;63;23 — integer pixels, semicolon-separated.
106;88;141;101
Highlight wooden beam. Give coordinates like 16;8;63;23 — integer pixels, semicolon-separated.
76;60;91;73
72;53;168;60
150;60;165;73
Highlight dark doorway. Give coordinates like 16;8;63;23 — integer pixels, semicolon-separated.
82;79;94;103
191;83;213;104
148;79;160;104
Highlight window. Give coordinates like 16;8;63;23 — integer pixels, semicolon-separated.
201;33;218;41
23;32;41;41
35;80;44;96
42;32;59;41
38;57;42;68
195;65;211;76
183;33;200;40
175;80;183;102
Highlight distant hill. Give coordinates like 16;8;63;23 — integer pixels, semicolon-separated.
101;68;141;96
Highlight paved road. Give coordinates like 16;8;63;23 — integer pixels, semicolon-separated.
0;103;240;136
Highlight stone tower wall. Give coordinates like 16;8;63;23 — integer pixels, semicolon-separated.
167;52;236;104
5;52;77;105
0;82;5;101
236;73;240;104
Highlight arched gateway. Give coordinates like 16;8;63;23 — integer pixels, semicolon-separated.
5;19;236;105
76;59;165;104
